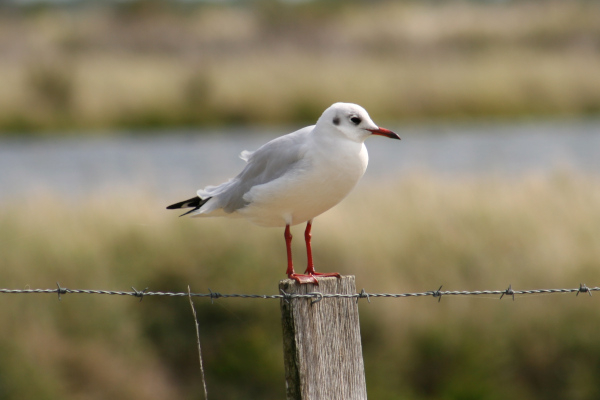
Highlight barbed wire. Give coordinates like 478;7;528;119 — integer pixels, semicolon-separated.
0;282;597;303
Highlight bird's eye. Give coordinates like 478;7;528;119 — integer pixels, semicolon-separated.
350;116;361;125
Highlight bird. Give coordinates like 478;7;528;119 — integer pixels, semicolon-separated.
167;102;400;284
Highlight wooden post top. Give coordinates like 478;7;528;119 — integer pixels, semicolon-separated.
279;275;367;400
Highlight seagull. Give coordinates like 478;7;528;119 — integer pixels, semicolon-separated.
167;102;400;284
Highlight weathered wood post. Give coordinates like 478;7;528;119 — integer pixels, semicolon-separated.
280;275;367;400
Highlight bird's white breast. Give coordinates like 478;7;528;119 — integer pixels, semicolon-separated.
239;136;368;227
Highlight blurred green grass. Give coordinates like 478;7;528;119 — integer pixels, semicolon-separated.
1;172;600;399
1;0;600;135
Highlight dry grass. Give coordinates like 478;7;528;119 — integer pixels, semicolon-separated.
1;1;599;134
2;172;600;399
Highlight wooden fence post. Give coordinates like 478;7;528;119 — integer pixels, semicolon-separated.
280;275;367;400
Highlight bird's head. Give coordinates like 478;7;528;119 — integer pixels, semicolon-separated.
317;102;400;143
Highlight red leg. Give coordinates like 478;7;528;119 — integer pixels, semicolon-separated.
284;221;341;285
285;225;318;285
304;221;341;279
305;220;315;274
284;225;294;276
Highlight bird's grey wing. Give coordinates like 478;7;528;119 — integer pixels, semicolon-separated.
206;126;313;213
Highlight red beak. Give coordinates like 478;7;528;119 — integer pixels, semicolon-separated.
367;127;401;140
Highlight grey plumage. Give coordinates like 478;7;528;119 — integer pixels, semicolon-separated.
197;126;311;214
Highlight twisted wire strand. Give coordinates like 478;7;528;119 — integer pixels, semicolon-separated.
0;284;597;301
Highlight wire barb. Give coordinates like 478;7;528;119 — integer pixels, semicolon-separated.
431;285;444;303
500;284;515;301
208;288;221;304
308;292;323;304
279;289;292;304
357;288;370;303
131;287;149;302
577;283;592;297
56;282;67;301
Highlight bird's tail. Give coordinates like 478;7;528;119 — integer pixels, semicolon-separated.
166;196;211;217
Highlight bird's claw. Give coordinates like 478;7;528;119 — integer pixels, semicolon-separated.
289;273;319;285
288;271;341;285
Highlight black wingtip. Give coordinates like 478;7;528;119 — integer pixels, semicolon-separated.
166;196;211;216
179;208;198;217
166;196;202;210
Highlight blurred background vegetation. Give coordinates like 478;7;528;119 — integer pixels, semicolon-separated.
2;0;600;399
2;175;600;399
1;0;599;135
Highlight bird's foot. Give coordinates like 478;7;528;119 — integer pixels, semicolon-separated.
288;271;341;285
307;271;342;279
288;273;319;285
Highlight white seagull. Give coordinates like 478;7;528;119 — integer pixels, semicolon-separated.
167;102;400;284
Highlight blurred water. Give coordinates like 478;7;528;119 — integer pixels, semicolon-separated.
1;119;599;201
